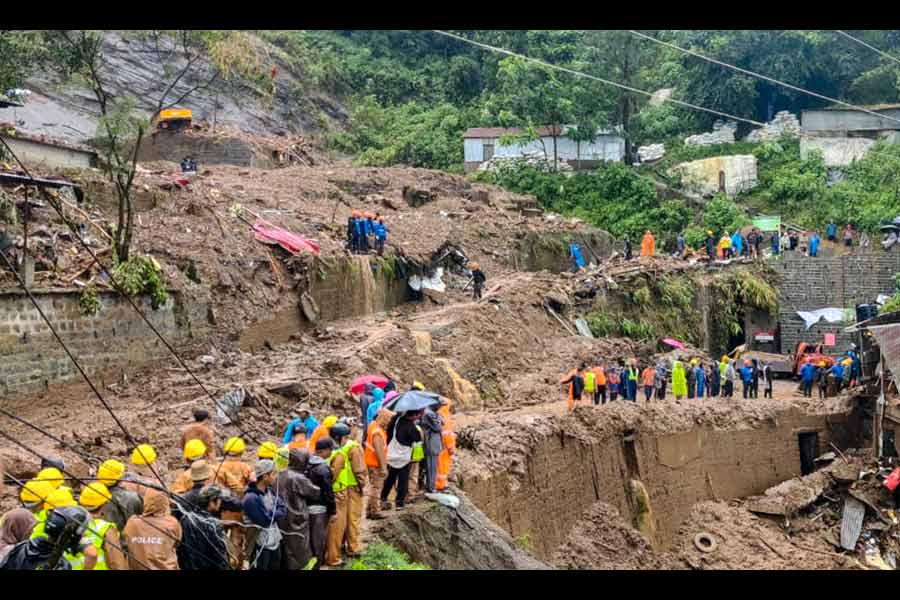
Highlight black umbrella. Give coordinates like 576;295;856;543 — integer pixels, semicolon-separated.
384;390;441;413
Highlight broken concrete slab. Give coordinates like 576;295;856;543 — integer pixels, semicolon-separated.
746;471;832;517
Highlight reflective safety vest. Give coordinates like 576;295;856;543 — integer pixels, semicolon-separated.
583;371;596;392
628;368;638;382
364;421;386;469
329;441;360;493
412;426;425;462
69;518;115;570
30;509;48;540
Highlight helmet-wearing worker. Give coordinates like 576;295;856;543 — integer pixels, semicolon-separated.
20;479;53;513
97;459;125;487
307;416;339;453
1;505;91;570
31;487;77;540
257;441;278;460
94;459;142;533
184;439;207;462
224;437;246;456
131;444;157;466
74;482;125;570
36;467;65;490
324;421;366;567
412;381;426;391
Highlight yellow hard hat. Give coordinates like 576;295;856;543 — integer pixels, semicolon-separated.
322;415;338;429
819;361;826;367
131;444;157;466
274;445;290;471
690;359;698;366
257;441;278;459
44;487;76;511
224;437;246;455
36;467;65;489
79;482;112;510
721;355;729;362
184;439;207;461
413;381;425;391
97;459;125;486
20;479;53;506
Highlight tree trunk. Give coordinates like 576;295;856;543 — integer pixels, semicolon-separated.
576;140;581;171
552;134;558;172
621;37;634;164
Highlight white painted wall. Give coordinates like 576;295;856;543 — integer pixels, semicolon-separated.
465;135;625;164
0;135;95;170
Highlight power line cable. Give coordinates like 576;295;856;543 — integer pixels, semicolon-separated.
0;135;266;449
0;406;101;466
626;30;900;128
4;470;155;571
834;30;900;69
430;30;764;127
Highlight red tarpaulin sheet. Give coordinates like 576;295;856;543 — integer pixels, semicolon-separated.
253;219;320;256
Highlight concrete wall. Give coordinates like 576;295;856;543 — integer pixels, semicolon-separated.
772;250;900;353
464;135;625;166
0;135;97;170
137;131;276;168
672;155;758;197
0;288;208;394
800;136;876;167
461;407;860;560
802;108;900;133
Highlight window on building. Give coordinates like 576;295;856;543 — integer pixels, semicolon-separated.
483;143;494;162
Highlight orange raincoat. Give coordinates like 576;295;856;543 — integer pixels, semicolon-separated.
641;232;655;257
436;400;456;491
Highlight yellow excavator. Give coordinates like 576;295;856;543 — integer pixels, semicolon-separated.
151;108;192;132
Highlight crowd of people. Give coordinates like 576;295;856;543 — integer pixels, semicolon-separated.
0;378;457;571
346;211;389;256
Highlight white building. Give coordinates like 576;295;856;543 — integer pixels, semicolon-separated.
463;125;625;173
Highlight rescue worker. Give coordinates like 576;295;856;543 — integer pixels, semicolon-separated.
171;440;243;498
626;360;639;402
583;366;597;405
183;460;212;508
724;359;737;398
686;360;696;399
306;438;336;569
364;213;376;253
31;487;76;540
810;231;821;257
347;210;361;254
705;230;716;259
560;364;586;411
421;402;444;493
740;360;754;399
641;230;655;257
470;262;486;301
365;409;391;519
671;360;688;401
122;488;182;570
282;405;318;445
180;409;215;460
212;438;252;568
0;505;92;570
374;216;389;257
708;363;720;398
800;359;816;397
122;444;163;499
718;233;731;259
608;367;620;402
592;360;607;405
694;360;706;399
76;482;128;570
830;360;845;393
641;363;656;403
816;361;829;399
170;439;209;495
243;460;286;570
276;448;320;570
172;485;229;571
257;441;278;460
287;425;308;450
436;399;456;492
751;359;761;398
675;232;686;259
654;362;668;400
325;422;367;567
36;467;65;491
97;459;143;533
307;415;339;453
19;480;53;519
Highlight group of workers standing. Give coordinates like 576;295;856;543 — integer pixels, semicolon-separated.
561;356;783;409
0;378;457;571
346;211;389;256
799;351;861;399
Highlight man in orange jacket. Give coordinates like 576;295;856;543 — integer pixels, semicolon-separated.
436;399;456;491
592;361;607;405
560;364;586;411
641;230;655;257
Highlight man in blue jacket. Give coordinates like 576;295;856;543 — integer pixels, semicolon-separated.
740;360;754;398
731;231;744;257
282;406;318;446
829;361;845;392
800;360;817;397
809;231;821;257
243;460;287;570
826;221;838;242
373;216;389;257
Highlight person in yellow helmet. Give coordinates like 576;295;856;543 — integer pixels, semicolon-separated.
19;479;53;515
36;467;65;490
171;440;242;498
705;230;717;259
816;361;829;399
31;487;76;540
219;437;255;567
76;483;127;570
122;444;163;499
307;416;338;453
96;459;142;532
257;441;278;459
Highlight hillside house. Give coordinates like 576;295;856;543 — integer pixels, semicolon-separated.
801;104;900;167
463;125;625;173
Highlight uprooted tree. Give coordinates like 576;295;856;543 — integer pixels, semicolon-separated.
39;30;269;262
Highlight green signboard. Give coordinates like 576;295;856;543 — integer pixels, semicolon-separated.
752;215;781;232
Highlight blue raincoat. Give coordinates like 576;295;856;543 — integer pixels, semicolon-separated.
695;367;706;397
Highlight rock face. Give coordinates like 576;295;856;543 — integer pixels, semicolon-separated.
672;154;758;197
745;111;801;142
370;490;552;570
13;32;346;144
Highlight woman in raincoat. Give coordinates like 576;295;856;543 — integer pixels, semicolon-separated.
671;360;688;400
694;360;706;398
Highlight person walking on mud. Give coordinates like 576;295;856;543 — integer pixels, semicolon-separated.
470;263;486;301
560;364;586;411
607;367;620;402
654;362;667;400
641;363;655;403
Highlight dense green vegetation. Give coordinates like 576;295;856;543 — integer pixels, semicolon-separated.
343;541;429;570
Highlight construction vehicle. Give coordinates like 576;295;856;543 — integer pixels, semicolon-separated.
152;108;192;133
733;340;836;380
791;342;836;376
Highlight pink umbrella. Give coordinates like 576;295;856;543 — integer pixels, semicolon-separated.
348;375;389;394
662;338;686;350
384;390;399;402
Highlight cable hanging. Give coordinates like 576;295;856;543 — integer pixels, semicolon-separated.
834;30;900;69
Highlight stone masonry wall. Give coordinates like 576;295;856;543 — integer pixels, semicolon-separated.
772;251;900;353
137;132;275;168
0;289;208;394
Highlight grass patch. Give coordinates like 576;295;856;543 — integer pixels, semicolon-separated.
344;541;429;570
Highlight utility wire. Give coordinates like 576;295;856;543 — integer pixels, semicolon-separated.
626;30;900;128
834;30;900;69
0;135;265;449
0;406;101;466
4;470;155;571
431;30;765;127
0;425;232;567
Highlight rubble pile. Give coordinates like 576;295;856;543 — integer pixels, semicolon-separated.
745;111;801;143
684;120;737;147
478;151;574;174
637;143;666;163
